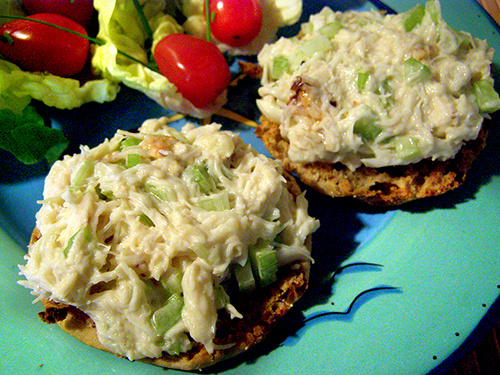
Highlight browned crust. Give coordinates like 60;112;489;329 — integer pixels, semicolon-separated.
238;60;263;79
256;115;489;205
31;174;311;371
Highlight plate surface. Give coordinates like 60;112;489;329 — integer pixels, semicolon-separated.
1;1;500;374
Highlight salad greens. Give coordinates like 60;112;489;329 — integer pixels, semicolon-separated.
92;0;183;112
0;105;68;165
0;1;120;165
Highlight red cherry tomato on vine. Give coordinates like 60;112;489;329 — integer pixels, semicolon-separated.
209;0;263;47
154;34;231;108
0;13;90;77
22;0;94;27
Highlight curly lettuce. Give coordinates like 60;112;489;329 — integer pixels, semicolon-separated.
0;1;120;110
91;0;227;118
182;0;303;56
0;60;119;110
0;1;120;164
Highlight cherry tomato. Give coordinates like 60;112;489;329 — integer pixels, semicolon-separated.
209;0;263;47
0;13;90;77
154;34;231;108
22;0;94;27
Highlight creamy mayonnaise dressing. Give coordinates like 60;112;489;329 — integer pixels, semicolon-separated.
19;118;319;360
257;1;499;170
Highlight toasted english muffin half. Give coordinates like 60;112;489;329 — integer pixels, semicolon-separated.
253;5;498;205
32;171;312;371
256;115;489;206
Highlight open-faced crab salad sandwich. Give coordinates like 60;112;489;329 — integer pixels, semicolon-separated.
18;117;319;370
255;1;500;205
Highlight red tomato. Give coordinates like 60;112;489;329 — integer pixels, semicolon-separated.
22;0;94;27
154;34;231;108
0;13;90;77
209;0;263;47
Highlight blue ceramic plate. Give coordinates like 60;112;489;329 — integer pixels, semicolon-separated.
1;1;499;374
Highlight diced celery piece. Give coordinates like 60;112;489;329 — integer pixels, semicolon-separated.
404;4;425;31
300;21;314;35
139;213;155;227
353;107;381;141
119;137;141;149
62;226;90;257
214;284;230;309
71;160;95;188
357;72;371;92
249;242;278;287
187;163;215;195
456;31;473;50
196;191;231;211
473;80;500;113
126;153;141;169
192;244;211;263
290;49;306;71
425;1;440;24
160;271;183;296
151;293;184;337
144;183;177;202
166;340;183;356
318;21;342;39
403;58;431;84
300;35;331;58
165;127;190;144
271;56;289;80
233;261;256;292
95;184;114;201
391;135;422;160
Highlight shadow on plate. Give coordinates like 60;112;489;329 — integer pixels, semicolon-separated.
203;189;398;373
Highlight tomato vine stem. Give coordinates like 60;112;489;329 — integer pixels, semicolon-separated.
205;0;212;42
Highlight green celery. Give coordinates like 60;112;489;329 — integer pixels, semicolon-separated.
357;72;371;92
94;183;114;201
196;191;231;211
404;4;425;31
300;35;331;58
249;241;278;287
126;153;141;168
472;79;500;113
234;261;256;292
214;285;230;309
139;213;155;227
318;21;342;39
187;163;216;195
71;160;95;189
271;56;290;80
353;106;381;141
119;137;141;149
151;293;184;337
165;127;190;144
160;272;183;297
145;183;178;202
62;226;91;257
391;135;422;160
403;58;431;84
425;1;440;24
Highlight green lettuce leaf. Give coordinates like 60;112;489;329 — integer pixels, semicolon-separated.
91;0;226;118
0;1;120;164
0;106;69;165
0;60;120;110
